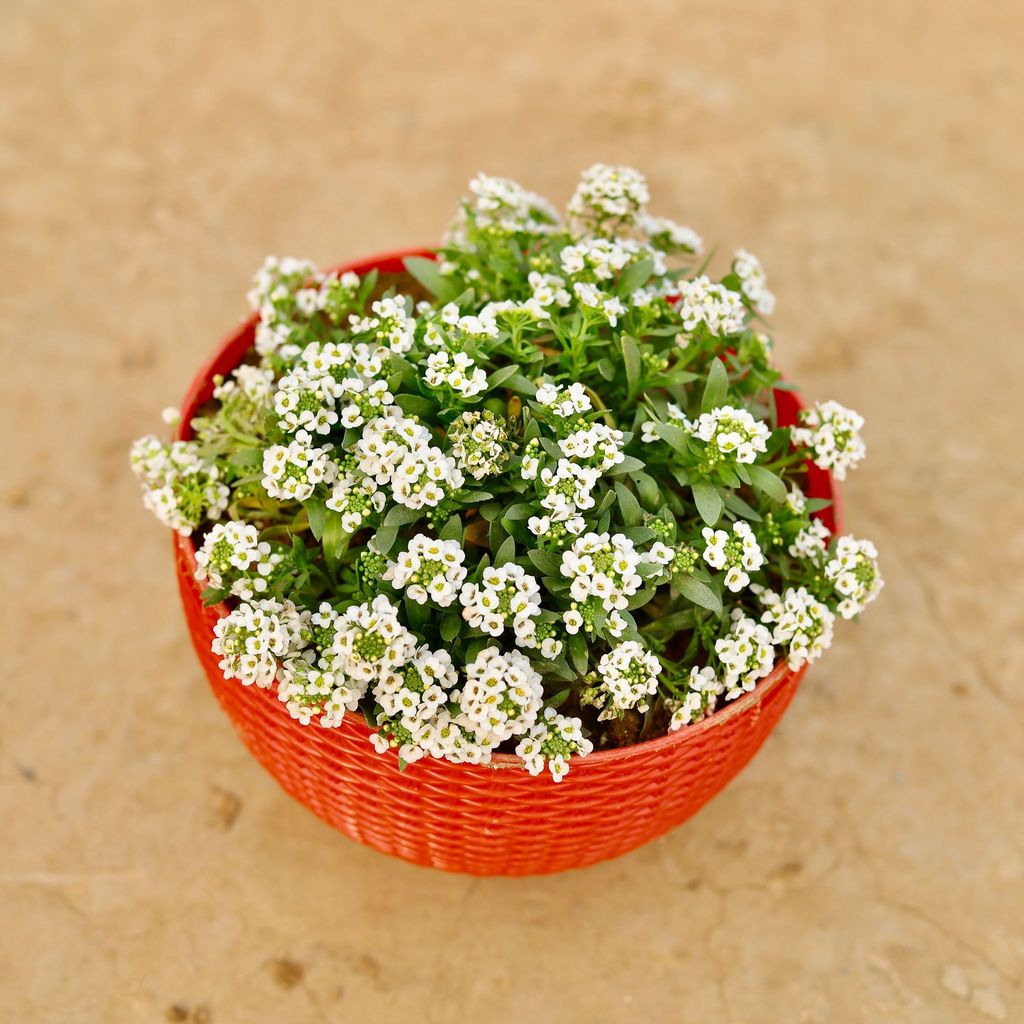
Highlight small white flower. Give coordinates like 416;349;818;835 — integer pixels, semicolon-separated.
686;405;770;464
732;249;776;317
261;430;337;502
701;521;765;592
567;163;650;236
593;640;661;719
715;610;777;700
460;564;542;643
458;647;544;744
560;532;644;613
791;400;866;481
212;597;307;689
759;587;836;669
384;534;467;608
130;436;230;535
676;275;745;336
516;706;592;782
824;536;884;619
668;666;722;729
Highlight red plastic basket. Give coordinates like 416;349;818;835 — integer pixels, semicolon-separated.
173;249;842;876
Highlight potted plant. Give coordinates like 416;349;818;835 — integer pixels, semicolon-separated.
133;165;882;875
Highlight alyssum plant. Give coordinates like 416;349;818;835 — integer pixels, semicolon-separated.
132;165;882;782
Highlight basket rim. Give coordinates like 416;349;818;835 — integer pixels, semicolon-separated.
174;246;840;769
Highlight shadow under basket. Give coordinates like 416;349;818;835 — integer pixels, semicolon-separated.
174;248;843;877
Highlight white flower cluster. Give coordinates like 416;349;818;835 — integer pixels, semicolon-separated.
448;173;561;243
638;214;703;254
459;647;544;744
824;536;884;619
275;348;394;435
567;163;650;235
325;469;386;533
332;594;418;683
702;521;766;592
420;301;501;347
536;459;602;530
527;271;572;313
348;296;415;354
194;520;284;598
792;400;866;481
130;436;229;536
212;597;306;689
247;256;320;359
561;237;659;282
560;532;643;612
371;644;458;744
262;430;337;502
594;640;662;719
384;534;467;607
447;411;510;480
459;564;542;645
668;666;723;730
535;380;593;418
424;350;488;398
515;707;593;782
686;406;771;464
212;364;275;409
759;586;836;669
278;603;363;726
640;401;687;443
559;423;625;471
715;611;777;700
732;249;776;317
789;519;831;560
355;411;465;510
676;275;746;336
572;280;628;327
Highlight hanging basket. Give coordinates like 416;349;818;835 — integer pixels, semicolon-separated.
174;249;842;876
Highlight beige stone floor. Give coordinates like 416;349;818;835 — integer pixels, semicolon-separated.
3;1;1022;1020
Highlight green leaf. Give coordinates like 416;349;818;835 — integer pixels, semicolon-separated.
304;495;327;542
503;373;537;397
621;335;642;396
369;523;399;557
478;502;502;521
656;422;690;455
403;255;458;302
700;357;729;414
617;257;654;296
567;632;589;676
804;497;832;513
486;364;521;391
527;549;561;576
675;574;723;614
747;464;787;503
384;505;422;527
626;586;655;610
615;481;642;527
395;393;437;418
439;515;463;542
493;535;516;567
596;358;615;381
692;480;723;526
609;455;645;476
634;472;662;509
546;687;571;709
440;612;461;643
323;512;347;566
502;503;533;521
723;493;763;522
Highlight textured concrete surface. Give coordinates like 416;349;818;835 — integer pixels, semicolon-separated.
3;1;1022;1021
